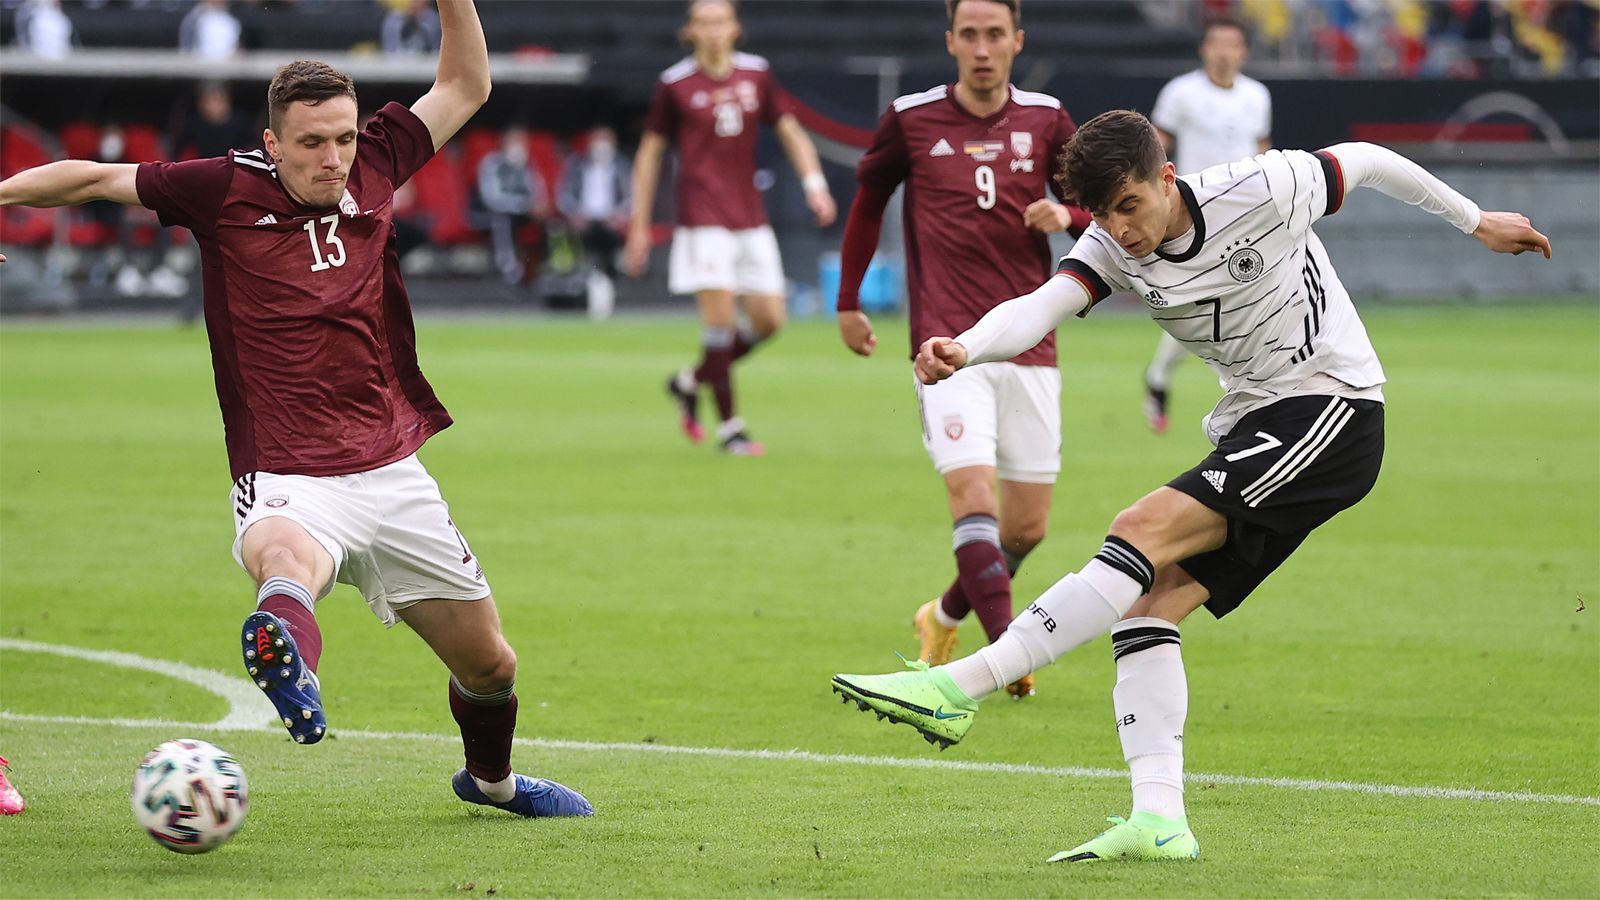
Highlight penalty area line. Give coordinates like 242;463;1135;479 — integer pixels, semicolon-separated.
2;711;1596;808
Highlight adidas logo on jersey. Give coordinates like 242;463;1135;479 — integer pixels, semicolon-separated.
254;214;278;225
930;138;955;157
1202;470;1227;493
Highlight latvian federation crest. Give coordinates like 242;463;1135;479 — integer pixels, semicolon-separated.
1009;131;1034;173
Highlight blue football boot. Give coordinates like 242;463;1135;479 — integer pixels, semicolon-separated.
451;769;594;818
241;611;326;744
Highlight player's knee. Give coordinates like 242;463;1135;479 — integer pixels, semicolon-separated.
1108;504;1160;548
459;641;518;695
1002;528;1045;558
252;543;318;585
948;481;997;519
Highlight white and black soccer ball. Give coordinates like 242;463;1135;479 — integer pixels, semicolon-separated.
130;739;249;854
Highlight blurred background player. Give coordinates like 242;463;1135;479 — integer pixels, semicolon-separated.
1141;15;1272;433
625;0;836;456
0;0;593;821
836;0;1089;697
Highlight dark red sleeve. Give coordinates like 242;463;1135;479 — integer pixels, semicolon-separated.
761;70;795;126
835;185;893;313
361;101;437;189
1048;108;1092;235
855;107;909;195
643;80;677;139
135;156;233;235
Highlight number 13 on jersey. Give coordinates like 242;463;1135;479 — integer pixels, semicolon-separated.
302;214;346;272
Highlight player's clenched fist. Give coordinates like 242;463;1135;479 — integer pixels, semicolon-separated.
915;337;968;384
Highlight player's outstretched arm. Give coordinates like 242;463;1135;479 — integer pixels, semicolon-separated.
914;273;1093;384
773;115;836;227
623;132;668;278
1324;141;1551;258
409;0;491;152
0;161;139;209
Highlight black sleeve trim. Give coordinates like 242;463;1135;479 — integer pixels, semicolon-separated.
1055;258;1113;317
1314;149;1345;217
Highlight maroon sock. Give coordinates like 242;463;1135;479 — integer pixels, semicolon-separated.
257;594;322;673
449;679;517;783
939;578;970;622
693;346;736;421
957;541;1013;642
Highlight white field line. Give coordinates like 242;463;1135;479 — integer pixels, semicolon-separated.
3;640;1596;808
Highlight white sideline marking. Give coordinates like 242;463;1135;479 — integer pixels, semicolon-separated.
0;638;276;729
2;640;1596;808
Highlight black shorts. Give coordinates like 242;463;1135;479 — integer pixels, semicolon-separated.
1168;395;1385;618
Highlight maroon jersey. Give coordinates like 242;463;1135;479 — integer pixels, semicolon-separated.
856;85;1079;366
136;102;450;480
642;52;793;230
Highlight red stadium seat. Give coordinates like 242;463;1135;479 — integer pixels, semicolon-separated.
406;149;480;246
121;124;169;163
59;122;102;161
0;126;60;246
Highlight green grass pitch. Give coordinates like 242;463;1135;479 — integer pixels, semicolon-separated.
1;307;1596;897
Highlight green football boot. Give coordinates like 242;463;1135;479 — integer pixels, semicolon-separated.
1046;812;1200;863
830;657;979;749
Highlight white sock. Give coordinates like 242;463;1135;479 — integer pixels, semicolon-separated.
1112;617;1188;821
932;603;963;629
473;774;516;802
1145;332;1187;391
942;539;1155;700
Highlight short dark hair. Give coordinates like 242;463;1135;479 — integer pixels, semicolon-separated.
687;0;738;19
1201;14;1249;46
267;60;357;134
946;0;1020;28
1055;109;1167;214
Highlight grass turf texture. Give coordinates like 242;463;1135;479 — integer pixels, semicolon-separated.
1;308;1596;897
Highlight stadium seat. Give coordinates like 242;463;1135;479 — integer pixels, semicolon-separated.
58;122;102;161
407;150;481;246
0;125;58;247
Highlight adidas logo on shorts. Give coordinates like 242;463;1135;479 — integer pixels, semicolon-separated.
1202;470;1227;493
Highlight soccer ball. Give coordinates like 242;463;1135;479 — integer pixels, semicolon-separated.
130;739;249;854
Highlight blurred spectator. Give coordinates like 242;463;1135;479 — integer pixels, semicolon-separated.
82;125;185;300
14;0;75;58
180;0;242;59
476;125;549;286
381;0;441;56
176;81;258;159
557;126;630;280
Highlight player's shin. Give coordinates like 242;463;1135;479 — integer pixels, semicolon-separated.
256;576;322;672
730;324;767;363
448;677;518;802
952;514;1013;642
943;538;1154;700
693;325;737;421
1112;617;1188;822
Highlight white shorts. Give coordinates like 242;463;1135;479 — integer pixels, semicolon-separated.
667;225;785;296
230;453;490;627
915;362;1062;484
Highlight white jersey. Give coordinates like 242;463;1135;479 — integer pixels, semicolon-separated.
1150;70;1272;175
1059;149;1386;444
